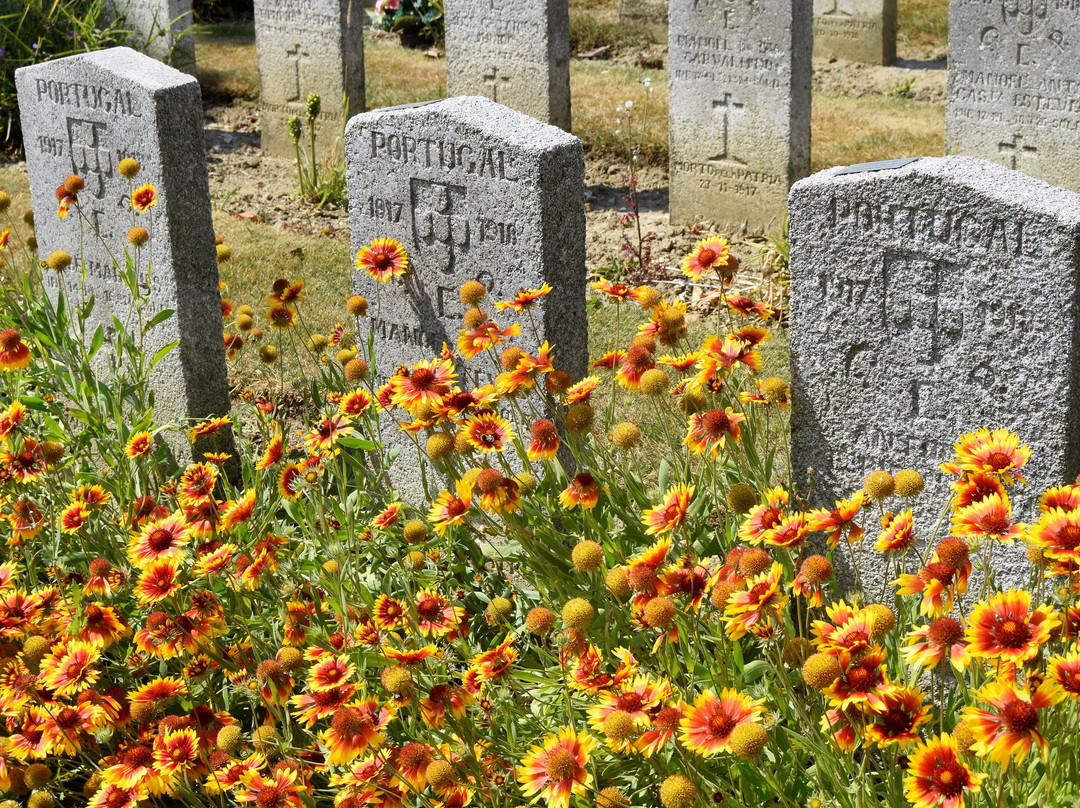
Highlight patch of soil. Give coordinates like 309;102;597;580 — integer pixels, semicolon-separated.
813;56;947;105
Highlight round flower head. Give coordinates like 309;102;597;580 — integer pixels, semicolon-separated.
459;280;486;305
965;589;1058;665
904;733;985;808
961;680;1064;765
610;421;641;449
47;250;72;271
660;774;697;808
131;183;157;213
572;540;604;572
679;688;764;756
895;468;925;497
355;237;409;282
516;726;595;808
118;157;140;178
727;483;758;514
864;470;895;499
127;226;149;245
0;329;31;372
682;236;733;282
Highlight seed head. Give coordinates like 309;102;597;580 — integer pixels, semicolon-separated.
799;554;832;585
345;357;369;382
46;250;72;271
562;598;595;631
863;470;895;500
802;653;842;690
597;787;630;808
40;441;64;465
381;665;413;694
526;606;555;635
545;370;572;394
865;604;895;640
514;471;537;492
336;348;357;364
259;344;278;364
459;280;486;305
27;791;53;808
463;307;487;329
403;520;428;544
118;158;141;178
287;116;302;143
660;774;697;808
216;244;231;263
894;469;925;497
678;389;707;414
486;597;513;624
347;295;369;317
726;483;758;515
739;548;772;577
426;433;455;461
0;191;10;213
605;567;631;600
22;636;49;669
322;559;340;576
638;368;670;395
710;581;737;611
251;725;278;755
127;226;149;245
426;759;456;789
782;637;814;669
216;724;242;754
404;551;426;571
603;710;637;741
23;763;51;790
565;403;595;434
760;376;788;405
644;596;676;628
635;287;661;309
308;334;329;352
729;723;768;758
572;540;605;572
610;422;641;449
501;346;525;370
952;720;975;754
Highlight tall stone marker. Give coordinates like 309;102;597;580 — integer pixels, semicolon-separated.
619;0;668;43
15;47;235;466
947;0;1080;194
813;0;896;65
669;0;812;234
789;156;1080;589
345;96;586;503
106;0;196;73
445;0;571;131
254;0;365;158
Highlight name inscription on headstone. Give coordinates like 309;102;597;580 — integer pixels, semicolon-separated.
947;0;1080;192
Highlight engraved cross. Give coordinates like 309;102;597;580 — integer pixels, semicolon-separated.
998;134;1037;170
820;0;853;16
285;43;309;102
482;66;511;103
708;93;744;164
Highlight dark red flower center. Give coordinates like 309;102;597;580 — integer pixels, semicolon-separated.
256;786;286;808
701;409;730;436
928;618;964;648
697;249;717;267
931;761;968;798
417;597;442;621
0;329;21;351
1001;699;1039;733
923;562;956;585
331;707;370;737
1059;525;1080;550
707;712;737;739
654;706;682;731
878;708;914;735
123;745;154;769
617;692;644;713
445;498;469;519
145;527;175;553
979;510;1011;535
372;251;393;271
986;452;1012;470
845;666;872;691
410;368;436;390
992;618;1032;649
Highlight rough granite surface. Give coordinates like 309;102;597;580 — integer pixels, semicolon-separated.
15;47;236;468
445;0;571;131
813;0;897;65
668;0;812;234
789;156;1080;592
345;96;586;505
947;0;1080;193
105;0;196;73
254;0;365;158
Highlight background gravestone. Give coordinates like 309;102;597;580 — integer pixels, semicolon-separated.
813;0;896;65
619;0;668;43
789;156;1080;591
345;96;586;504
444;0;571;131
15;47;235;467
668;0;812;234
106;0;196;73
253;0;365;159
947;0;1080;193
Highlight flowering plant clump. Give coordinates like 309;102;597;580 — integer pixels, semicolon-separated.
0;167;1079;808
370;0;444;47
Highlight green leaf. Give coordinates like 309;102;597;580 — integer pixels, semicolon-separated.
337;436;378;451
657;458;670;493
149;339;180;371
144;308;175;330
87;323;105;360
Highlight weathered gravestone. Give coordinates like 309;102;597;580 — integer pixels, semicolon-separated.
253;0;365;158
345;96;586;503
947;0;1080;194
669;0;812;233
618;0;668;43
106;0;196;73
813;0;896;65
444;0;571;131
789;156;1080;590
15;47;236;466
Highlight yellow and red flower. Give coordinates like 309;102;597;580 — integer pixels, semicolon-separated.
964;589;1058;666
950;427;1030;484
355;237;409;282
495;283;552;312
235;765;305;808
642;483;694;536
952;492;1023;543
320;698;397;765
807;490;866;548
725;562;787;640
128;513;190;569
740;486;789;545
131;183;157;213
256;430;284;470
124;432;152;460
41;639;100;696
462;410;515;453
1027;505;1080;565
457;321;521;360
863;686;933;748
876;509;917;553
390;359;456;412
559;473;603;511
903;617;969;671
414;589;465;638
961;680;1064;765
904;734;985;808
679;688;764;756
471;634;518;681
822;647;895;713
681;236;734;282
1048;646;1080;700
153;727;199;776
516;726;595;808
0;329;31;373
683;408;745;458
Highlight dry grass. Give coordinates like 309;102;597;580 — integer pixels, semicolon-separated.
194;22;259;103
811;94;944;172
571;61;667;164
365;37;447;110
898;0;949;53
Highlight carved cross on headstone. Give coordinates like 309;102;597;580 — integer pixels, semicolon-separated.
998;134;1037;170
482;66;511;103
820;0;853;16
708;93;745;164
285;43;309;102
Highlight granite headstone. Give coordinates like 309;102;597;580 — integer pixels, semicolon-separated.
789;156;1080;590
668;0;812;233
813;0;896;65
254;0;365;158
345;96;586;503
15;47;235;466
107;0;196;73
444;0;571;131
947;0;1080;193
